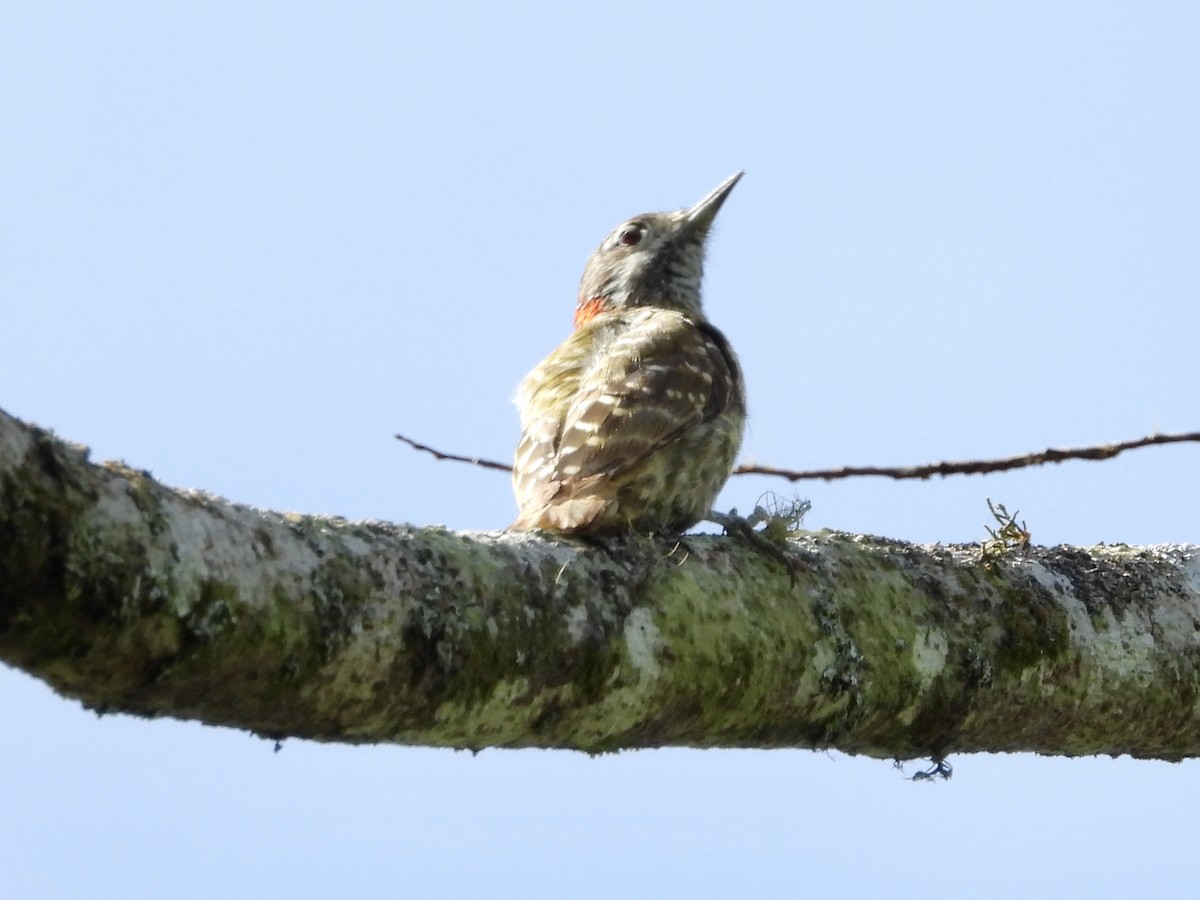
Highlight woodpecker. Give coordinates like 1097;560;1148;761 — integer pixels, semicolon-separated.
511;172;746;534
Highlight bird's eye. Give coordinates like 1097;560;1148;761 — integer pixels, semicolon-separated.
618;224;644;247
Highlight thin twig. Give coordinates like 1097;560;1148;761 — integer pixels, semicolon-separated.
396;431;1200;482
732;432;1200;481
394;434;512;473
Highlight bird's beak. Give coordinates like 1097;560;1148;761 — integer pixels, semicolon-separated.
682;171;744;235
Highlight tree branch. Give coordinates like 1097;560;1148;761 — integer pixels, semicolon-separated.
5;408;1200;759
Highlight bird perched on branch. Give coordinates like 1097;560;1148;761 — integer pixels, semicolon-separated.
511;172;746;534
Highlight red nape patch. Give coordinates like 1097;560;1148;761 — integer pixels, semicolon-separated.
573;297;607;329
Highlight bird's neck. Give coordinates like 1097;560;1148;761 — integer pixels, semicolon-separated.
573;291;704;330
573;296;609;329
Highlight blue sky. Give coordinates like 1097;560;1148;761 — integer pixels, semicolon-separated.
3;4;1199;897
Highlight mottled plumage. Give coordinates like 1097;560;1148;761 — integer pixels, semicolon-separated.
511;173;746;534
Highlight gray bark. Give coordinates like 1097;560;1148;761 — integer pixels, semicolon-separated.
2;406;1198;760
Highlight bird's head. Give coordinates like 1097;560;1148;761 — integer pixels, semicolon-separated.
574;171;743;328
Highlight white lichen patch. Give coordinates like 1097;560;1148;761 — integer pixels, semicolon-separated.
1168;545;1200;600
565;604;590;643
161;497;302;609
1026;558;1161;694
801;641;842;694
91;478;149;530
0;423;29;467
911;627;948;688
623;607;662;680
1026;559;1095;642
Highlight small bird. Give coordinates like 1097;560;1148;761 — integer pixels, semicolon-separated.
511;172;746;534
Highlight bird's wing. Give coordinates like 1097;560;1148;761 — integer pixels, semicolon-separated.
513;314;739;512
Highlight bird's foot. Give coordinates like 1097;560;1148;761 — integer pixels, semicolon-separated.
705;505;806;586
